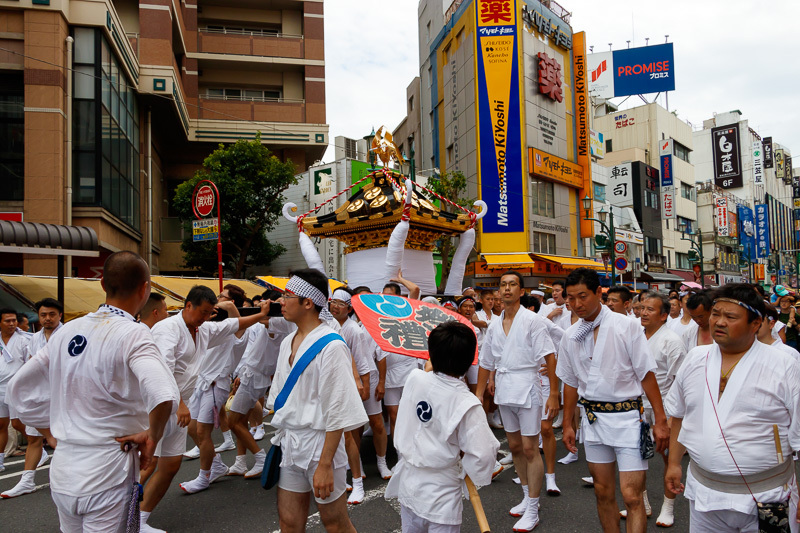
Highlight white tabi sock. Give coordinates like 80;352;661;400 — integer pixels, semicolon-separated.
509;485;530;516
222;430;233;446
140;511;151;525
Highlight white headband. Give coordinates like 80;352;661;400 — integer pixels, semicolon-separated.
285;276;328;308
532;290;545;297
331;289;352;304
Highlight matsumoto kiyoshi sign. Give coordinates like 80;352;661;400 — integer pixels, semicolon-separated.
474;0;526;251
588;43;675;99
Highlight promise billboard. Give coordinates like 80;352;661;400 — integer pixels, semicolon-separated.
588;43;675;98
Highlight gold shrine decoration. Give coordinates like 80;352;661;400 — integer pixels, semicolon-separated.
371;126;405;167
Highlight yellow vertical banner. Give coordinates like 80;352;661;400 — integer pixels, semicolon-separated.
573;31;593;238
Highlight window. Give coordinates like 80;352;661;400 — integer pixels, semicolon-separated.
530;179;555;218
73;28;140;230
645;237;662;255
605;139;613;153
426;21;431;42
533;232;556;254
644;190;658;208
408;95;414;113
673;141;691;163
675;252;692;270
427;66;433;88
677;216;694;234
681;182;696;201
593;183;606;203
0;73;24;201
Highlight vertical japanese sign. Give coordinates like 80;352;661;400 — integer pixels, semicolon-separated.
775;149;785;181
715;195;729;236
755;203;770;258
311;165;340;279
573;31;593;238
659;139;673;187
711;124;742;189
474;0;526;253
752;141;763;184
787;156;794;184
607;163;633;207
763;137;773;169
738;205;756;260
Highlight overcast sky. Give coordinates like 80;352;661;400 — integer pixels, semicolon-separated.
323;0;799;162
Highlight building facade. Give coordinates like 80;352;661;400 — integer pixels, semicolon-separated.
0;0;328;277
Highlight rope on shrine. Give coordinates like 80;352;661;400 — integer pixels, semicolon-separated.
383;169;481;229
293;174;373;232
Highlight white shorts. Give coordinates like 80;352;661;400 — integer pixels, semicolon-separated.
384;386;404;407
498;403;542;437
51;479;129;533
0;397;9;418
278;460;347;504
688;500;757;532
155;415;188;458
584;442;648;472
363;372;382;417
540;378;551;421
25;426;42;437
465;365;478;386
400;504;460;533
229;381;267;416
188;385;229;425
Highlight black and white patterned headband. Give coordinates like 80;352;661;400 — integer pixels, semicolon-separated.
285;276;328;308
713;297;762;318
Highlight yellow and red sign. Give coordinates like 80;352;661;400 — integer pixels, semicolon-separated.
529;148;584;188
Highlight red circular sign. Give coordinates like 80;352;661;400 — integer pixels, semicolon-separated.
195;185;215;217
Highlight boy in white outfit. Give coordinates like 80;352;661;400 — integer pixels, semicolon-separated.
386;321;499;532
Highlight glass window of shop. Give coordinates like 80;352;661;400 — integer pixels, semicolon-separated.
72;27;140;230
0;73;24;201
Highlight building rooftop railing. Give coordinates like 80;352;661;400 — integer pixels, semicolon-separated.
541;0;572;23
198;27;303;40
199;94;305;105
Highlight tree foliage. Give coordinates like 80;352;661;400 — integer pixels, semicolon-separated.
173;134;297;278
421;170;474;292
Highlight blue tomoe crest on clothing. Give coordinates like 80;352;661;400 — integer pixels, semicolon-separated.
67;335;88;357
416;400;433;422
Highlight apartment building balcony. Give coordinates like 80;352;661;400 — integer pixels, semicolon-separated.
198;28;305;59
197;93;306;123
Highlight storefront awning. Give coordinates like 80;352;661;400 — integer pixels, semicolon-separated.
0;275;184;322
531;254;607;271
257;275;345;292
640;271;687;282
481;254;536;268
0;220;99;257
150;276;266;302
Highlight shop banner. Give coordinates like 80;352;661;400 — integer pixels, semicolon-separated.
475;0;525;241
712;124;742;189
608;163;633;207
776;149;785;181
715;195;729;236
763;137;773;169
755;203;770;258
738;205;756;260
752;141;763;184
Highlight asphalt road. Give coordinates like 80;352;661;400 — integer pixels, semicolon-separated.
1;425;692;532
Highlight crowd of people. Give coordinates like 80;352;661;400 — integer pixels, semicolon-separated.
2;250;800;532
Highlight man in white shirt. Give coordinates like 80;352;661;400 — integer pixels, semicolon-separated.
268;269;368;532
557;268;669;533
665;284;800;532
666;291;695;338
1;298;63;498
475;271;558;532
757;303;800;361
139;292;169;329
683;290;715;351
538;281;566;321
473;289;502;429
139;286;270;533
606;285;633;316
0;307;30;473
637;291;687;527
8;251;179;532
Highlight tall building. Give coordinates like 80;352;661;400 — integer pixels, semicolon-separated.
420;0;601;287
0;0;328;277
392;76;423;176
594;102;697;286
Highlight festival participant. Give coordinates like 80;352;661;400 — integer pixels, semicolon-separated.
7;251;179;532
531;290;545;306
473;289;502;430
538;281;566;322
668;296;682;321
268;269;368;532
631;292;687;527
683;290;715;351
139;292;169;329
557;268;669;533
1;298;63;498
386;321;499;532
777;291;800;350
492;290;503;316
631;295;643;319
139;286;270;533
667;291;695;338
351;286;392;481
475;271;558;532
16;314;30;333
456;296;483;392
758;303;800;361
475;289;495;329
606;285;633;316
179;284;252;493
0;307;30;473
665;283;800;532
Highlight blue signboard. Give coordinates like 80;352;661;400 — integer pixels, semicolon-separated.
755;203;770;259
660;154;673;187
737;205;756;260
612;43;675;98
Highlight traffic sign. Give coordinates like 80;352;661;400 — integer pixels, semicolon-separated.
195;185;215;217
614;257;628;271
193;217;219;242
614;241;627;254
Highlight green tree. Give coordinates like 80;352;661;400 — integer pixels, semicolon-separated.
173;134;297;278
422;170;474;292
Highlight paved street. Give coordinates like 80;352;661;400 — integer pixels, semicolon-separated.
1;425;692;532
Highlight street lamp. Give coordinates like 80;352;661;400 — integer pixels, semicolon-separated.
583;194;616;284
679;221;704;288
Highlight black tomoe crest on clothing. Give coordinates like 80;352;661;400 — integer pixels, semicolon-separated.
67;335;88;357
416;400;433;422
